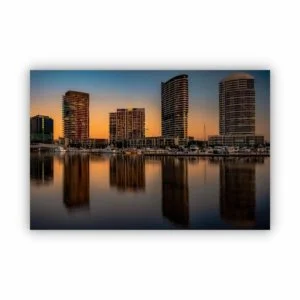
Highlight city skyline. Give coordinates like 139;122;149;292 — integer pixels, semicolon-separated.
30;70;270;140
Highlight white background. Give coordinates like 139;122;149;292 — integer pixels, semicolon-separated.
0;0;299;299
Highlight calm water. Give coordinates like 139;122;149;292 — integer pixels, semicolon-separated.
30;153;270;229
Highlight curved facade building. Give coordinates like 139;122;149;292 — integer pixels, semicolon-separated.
161;74;188;139
219;73;255;135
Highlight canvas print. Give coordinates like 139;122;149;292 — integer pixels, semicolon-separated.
30;70;270;229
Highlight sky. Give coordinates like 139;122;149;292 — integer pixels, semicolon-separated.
30;70;270;141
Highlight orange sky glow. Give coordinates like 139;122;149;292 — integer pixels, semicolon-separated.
30;95;221;140
30;95;268;140
30;71;270;141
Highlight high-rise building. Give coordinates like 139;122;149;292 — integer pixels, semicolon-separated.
161;74;189;139
30;115;53;143
109;108;145;142
219;72;255;135
209;72;264;146
63;90;89;142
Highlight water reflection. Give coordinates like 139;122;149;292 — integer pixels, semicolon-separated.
110;155;145;192
30;154;53;185
161;157;189;228
186;157;201;165
219;158;260;228
30;153;270;229
63;154;90;210
89;154;107;162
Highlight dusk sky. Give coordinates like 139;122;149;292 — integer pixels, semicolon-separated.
30;70;270;140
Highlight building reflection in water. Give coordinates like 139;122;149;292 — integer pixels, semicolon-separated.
220;157;261;228
63;154;90;210
30;154;54;185
110;155;145;192
161;157;189;228
89;154;107;162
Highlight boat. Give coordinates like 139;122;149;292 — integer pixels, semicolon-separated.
225;146;239;154
54;146;66;152
189;144;199;154
124;148;139;155
98;146;116;154
205;147;214;154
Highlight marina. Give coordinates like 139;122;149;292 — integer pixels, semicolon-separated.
30;70;270;230
30;144;270;157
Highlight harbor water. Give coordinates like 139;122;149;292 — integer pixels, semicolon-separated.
30;153;270;229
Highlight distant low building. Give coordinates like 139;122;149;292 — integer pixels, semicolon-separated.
58;137;108;148
30;115;53;143
84;138;109;148
124;136;194;148
208;135;264;147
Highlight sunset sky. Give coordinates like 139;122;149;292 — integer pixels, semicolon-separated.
30;70;270;141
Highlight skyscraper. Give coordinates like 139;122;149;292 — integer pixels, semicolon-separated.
63;90;89;142
219;73;255;135
109;108;145;142
161;74;188;139
30;115;53;143
209;72;264;146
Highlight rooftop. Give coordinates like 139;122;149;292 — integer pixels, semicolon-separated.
65;90;89;96
30;115;53;119
221;72;254;82
162;74;188;85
